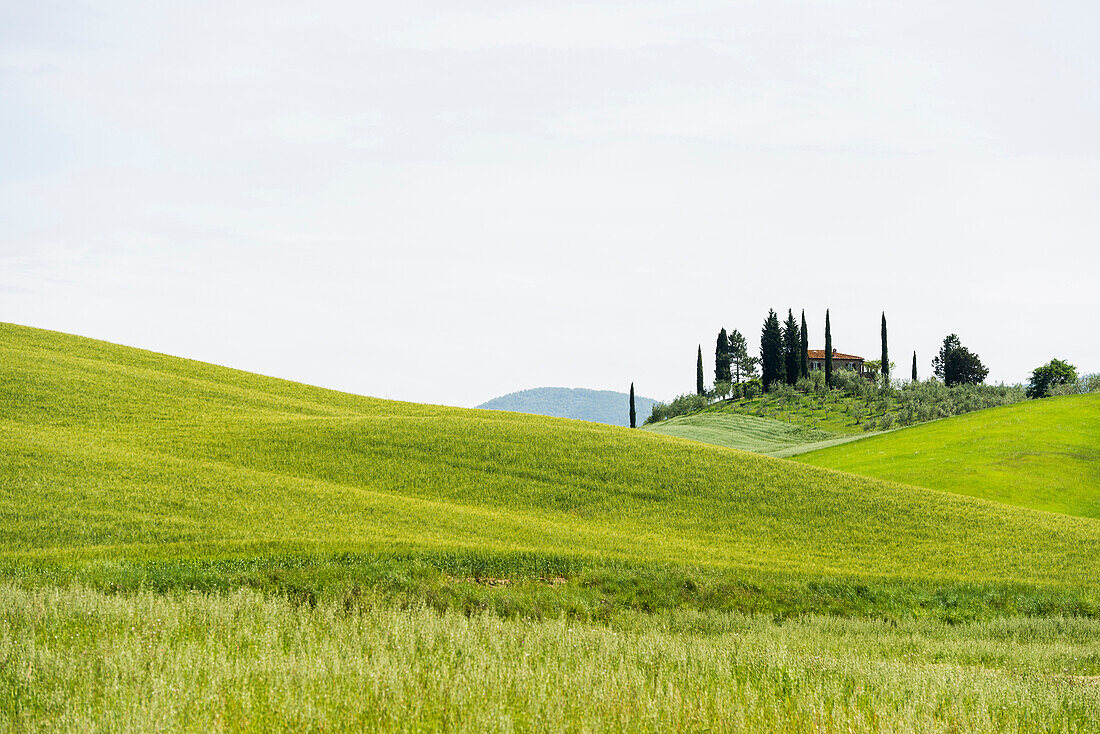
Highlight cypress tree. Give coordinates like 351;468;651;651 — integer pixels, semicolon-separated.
800;310;809;378
760;309;784;391
696;346;705;395
629;382;636;428
824;310;833;387
881;312;889;382
912;351;918;382
715;328;731;385
782;309;800;386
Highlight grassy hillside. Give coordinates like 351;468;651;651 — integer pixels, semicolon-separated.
648;377;1027;443
640;410;851;455
797;394;1100;519
5;323;1100;731
476;386;657;427
3;322;1100;604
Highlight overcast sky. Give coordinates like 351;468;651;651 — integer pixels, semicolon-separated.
3;1;1098;407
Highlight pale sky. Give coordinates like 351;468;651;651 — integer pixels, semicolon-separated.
3;1;1098;407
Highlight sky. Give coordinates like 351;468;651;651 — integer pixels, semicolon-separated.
2;0;1098;407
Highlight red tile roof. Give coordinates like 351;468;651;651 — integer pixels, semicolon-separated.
806;349;864;361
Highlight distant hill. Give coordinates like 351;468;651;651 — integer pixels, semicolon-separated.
476;387;658;427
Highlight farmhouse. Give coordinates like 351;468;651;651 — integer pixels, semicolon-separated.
807;349;865;375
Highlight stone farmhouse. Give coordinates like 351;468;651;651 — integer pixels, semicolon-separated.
807;349;865;375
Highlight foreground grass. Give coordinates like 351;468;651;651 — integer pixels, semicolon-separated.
3;585;1099;733
798;394;1100;519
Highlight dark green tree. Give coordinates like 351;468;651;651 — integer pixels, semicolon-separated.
1026;358;1077;399
696;346;705;396
799;310;809;378
760;309;784;391
932;334;989;386
715;328;732;385
880;312;889;382
727;329;754;383
629;382;637;428
911;351;917;381
782;309;800;386
824;310;833;387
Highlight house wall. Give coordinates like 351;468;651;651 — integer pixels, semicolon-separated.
809;360;864;373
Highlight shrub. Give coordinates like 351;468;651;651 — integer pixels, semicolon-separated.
643;393;709;424
710;381;733;401
1027;359;1077;399
795;376;815;394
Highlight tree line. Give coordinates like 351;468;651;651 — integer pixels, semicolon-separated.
698;309;999;395
637;307;1091;427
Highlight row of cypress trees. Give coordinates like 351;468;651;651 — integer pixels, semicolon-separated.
641;310;915;426
760;308;813;390
708;309;902;393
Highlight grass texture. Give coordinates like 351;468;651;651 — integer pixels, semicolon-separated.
797;395;1100;519
4;323;1100;731
4;585;1100;733
640;411;845;455
2;321;1099;605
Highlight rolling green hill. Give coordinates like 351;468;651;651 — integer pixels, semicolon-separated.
5;323;1100;731
476;386;657;427
640;410;861;456
797;394;1100;519
3;322;1100;606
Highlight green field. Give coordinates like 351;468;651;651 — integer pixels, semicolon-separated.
6;585;1100;733
4;322;1100;730
645;377;1028;448
640;410;862;456
797;394;1100;519
4;321;1099;595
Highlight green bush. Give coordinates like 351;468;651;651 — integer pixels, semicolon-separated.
644;393;710;424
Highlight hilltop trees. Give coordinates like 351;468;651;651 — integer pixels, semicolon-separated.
782;309;800;386
932;334;988;386
800;311;809;379
880;313;889;382
824;310;833;387
629;383;637;428
727;329;757;383
696;346;705;396
912;351;917;382
715;328;732;385
1027;359;1077;399
760;309;784;391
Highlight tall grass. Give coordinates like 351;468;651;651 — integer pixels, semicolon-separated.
3;585;1099;733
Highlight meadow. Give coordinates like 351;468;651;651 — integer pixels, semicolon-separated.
640;410;856;456
3;322;1100;731
5;585;1100;733
798;394;1100;519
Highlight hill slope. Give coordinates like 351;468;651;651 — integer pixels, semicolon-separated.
2;323;1099;602
797;395;1100;518
476;386;657;427
641;411;855;456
